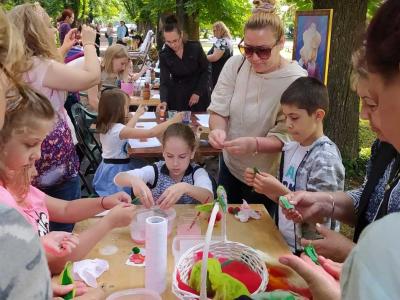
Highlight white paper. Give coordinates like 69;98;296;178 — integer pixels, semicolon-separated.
195;114;210;128
152;93;160;99
73;259;109;288
129;137;161;148
95;210;109;217
135;122;157;129
139;112;156;119
145;216;167;293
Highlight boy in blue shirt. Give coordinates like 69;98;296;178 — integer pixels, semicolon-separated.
244;77;345;252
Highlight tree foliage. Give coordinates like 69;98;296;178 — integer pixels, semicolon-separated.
119;0;250;37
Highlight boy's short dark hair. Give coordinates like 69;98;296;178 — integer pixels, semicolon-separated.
280;77;329;115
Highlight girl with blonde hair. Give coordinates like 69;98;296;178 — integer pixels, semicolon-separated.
8;3;101;233
86;44;146;110
0;81;136;275
0;9;105;299
207;21;233;89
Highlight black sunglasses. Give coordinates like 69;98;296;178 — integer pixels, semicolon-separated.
238;40;277;60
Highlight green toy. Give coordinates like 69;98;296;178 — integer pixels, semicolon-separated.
195;186;228;214
189;258;250;299
304;244;319;265
279;196;295;210
60;261;75;300
132;247;140;254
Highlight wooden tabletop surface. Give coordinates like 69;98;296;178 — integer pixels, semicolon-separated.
130;89;161;107
128;114;221;158
73;204;307;299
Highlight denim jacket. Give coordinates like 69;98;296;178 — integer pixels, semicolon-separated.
281;135;345;193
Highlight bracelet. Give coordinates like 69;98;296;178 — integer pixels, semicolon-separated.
100;196;107;210
83;42;96;48
327;194;335;218
253;137;259;156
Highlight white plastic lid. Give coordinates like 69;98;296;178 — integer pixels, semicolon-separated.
106;288;161;300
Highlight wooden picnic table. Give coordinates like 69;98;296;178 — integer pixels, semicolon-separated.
130;89;161;107
128;114;221;158
130;96;160;107
73;204;307;299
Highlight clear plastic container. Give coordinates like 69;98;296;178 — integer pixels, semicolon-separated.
106;288;161;300
130;207;176;244
176;211;201;236
172;235;223;266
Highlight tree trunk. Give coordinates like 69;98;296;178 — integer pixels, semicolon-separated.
313;0;368;160
176;0;200;40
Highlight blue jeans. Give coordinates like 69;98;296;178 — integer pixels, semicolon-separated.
218;155;277;218
41;176;81;233
107;37;113;46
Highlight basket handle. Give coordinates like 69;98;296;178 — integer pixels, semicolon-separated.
199;202;220;300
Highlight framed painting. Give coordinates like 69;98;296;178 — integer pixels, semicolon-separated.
292;9;333;84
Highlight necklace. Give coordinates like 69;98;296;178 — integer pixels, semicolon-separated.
385;167;400;191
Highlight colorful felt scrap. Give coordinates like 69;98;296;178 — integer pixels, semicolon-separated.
60;261;75;300
189;258;250;300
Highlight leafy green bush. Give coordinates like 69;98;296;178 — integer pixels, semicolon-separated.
343;146;371;180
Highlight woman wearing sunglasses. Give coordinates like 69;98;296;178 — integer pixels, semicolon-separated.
208;1;307;212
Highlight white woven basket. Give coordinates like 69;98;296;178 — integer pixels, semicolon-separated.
172;203;268;299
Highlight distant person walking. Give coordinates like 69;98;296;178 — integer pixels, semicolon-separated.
207;21;233;90
57;8;74;45
106;22;114;46
116;20;127;45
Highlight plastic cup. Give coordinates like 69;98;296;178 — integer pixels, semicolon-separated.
106;288;162;300
133;81;141;96
130;207;176;244
167;110;177;119
182;111;191;125
120;81;134;96
176;211;201;236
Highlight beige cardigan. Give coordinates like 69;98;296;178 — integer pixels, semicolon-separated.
208;55;307;182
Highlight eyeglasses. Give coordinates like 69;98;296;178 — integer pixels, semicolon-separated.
238;40;277;60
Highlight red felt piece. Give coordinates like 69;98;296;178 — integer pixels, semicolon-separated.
221;260;262;293
176;271;199;295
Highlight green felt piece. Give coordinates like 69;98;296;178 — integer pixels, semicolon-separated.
131;197;141;205
304;244;319;265
279;196;295;210
60;262;75;300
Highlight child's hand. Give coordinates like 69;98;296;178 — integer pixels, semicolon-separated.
156;102;167;115
135;104;147;117
41;231;79;257
158;183;187;209
171;112;184;123
243;167;256;186
52;280;88;298
253;172;288;200
128;73;139;81
104;203;136;228
101;191;131;210
132;179;154;208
